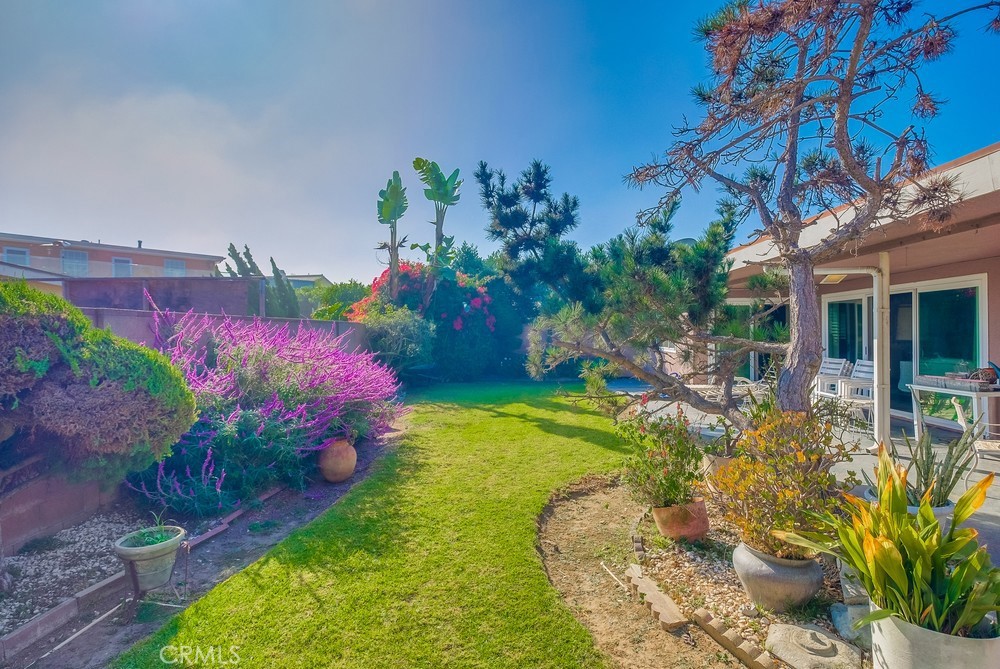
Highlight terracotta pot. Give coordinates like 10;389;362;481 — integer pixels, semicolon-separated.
651;498;709;541
732;542;823;613
114;526;186;592
318;438;357;483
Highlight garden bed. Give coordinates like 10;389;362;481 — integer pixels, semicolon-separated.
0;506;146;636
638;498;843;649
539;476;856;669
2;436;388;669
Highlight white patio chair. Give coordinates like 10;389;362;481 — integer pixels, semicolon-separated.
814;358;851;398
838;359;874;400
951;396;1000;486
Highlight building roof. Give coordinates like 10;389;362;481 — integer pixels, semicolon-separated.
727;141;1000;275
0;231;224;262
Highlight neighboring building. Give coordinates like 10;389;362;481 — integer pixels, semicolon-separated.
285;273;332;290
727;141;1000;438
0;232;223;279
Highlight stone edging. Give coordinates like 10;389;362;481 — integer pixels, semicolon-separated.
693;608;776;669
630;515;776;669
0;485;284;662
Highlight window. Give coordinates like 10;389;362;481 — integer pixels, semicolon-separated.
61;249;88;277
112;257;133;277
3;247;29;266
164;259;186;277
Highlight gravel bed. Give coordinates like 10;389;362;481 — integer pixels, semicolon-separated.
640;499;843;650
0;505;147;635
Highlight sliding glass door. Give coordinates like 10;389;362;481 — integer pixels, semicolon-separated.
825;279;984;420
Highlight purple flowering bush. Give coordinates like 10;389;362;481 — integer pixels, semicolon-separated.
128;311;400;516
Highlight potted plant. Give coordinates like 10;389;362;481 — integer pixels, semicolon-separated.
620;407;708;541
861;427;977;526
114;512;186;592
777;449;1000;669
711;408;857;612
700;417;740;490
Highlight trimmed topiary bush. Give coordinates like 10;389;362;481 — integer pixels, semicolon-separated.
0;281;196;484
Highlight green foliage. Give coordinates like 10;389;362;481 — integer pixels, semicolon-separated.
475;159;598;312
223;243;299;318
711;408;858;558
619;407;702;507
378;170;409;226
303;280;371;320
413;157;462;208
0;281;196;485
268;257;300;319
377;171;409;301
528;200;738;385
883;428;977;507
778;449;1000;636
361;304;435;376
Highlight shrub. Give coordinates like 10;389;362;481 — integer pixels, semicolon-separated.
710;408;857;558
128;311;400;515
348;263;524;381
619;407;702;507
0;281;196;484
361;304;435;376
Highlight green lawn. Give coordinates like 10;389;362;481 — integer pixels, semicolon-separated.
114;382;626;668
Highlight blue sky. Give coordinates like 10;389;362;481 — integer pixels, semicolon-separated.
0;1;997;281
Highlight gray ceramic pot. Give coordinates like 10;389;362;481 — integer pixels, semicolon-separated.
732;542;823;612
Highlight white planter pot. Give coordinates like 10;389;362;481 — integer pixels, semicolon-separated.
861;487;954;530
871;610;1000;669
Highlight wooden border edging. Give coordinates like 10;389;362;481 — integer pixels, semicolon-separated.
0;485;287;662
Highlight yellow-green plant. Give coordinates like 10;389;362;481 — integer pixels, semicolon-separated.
710;408;857;558
777;448;1000;636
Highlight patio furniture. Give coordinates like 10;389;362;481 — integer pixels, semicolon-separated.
814;357;851;398
907;381;1000;440
837;359;874;400
951;397;1000;486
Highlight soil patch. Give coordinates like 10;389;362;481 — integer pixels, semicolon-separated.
2;434;393;669
538;476;734;669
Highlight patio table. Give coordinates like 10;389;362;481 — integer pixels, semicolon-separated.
907;382;1000;439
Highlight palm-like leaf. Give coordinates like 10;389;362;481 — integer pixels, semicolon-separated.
378;171;408;225
777;447;1000;636
413;157;462;206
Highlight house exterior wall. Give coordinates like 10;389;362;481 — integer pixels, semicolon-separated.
0;233;221;278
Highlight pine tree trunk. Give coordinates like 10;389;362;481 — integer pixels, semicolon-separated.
777;258;823;412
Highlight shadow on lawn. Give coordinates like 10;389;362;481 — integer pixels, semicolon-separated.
473;396;628;454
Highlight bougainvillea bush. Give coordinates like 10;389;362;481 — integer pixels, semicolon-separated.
128;311;400;516
348;263;521;381
0;282;196;485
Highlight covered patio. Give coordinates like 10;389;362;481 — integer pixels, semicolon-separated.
728;141;1000;445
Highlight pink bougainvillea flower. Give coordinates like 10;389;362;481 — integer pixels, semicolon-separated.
453;317;464;331
470;297;483;309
